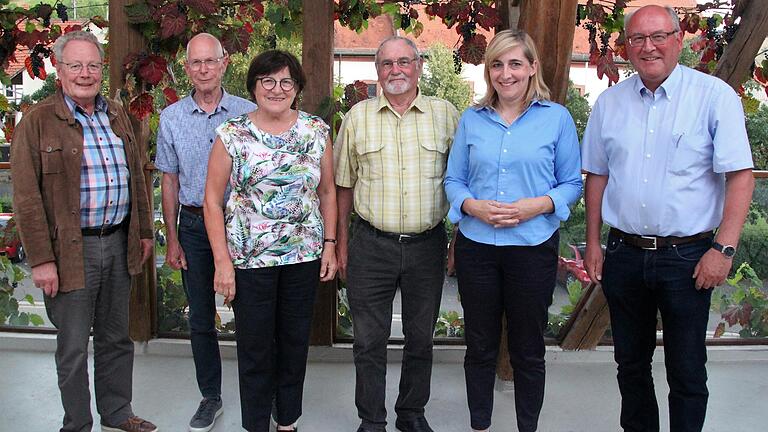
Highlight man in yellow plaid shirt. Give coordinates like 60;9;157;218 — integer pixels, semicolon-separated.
334;36;459;432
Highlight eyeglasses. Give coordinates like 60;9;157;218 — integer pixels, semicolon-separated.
61;62;102;74
377;57;419;71
256;77;297;91
626;30;678;47
188;57;224;71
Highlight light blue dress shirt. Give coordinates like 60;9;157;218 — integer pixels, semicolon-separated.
155;89;256;207
445;101;583;246
581;65;753;237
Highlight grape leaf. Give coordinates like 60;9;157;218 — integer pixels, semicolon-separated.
129;93;154;121
138;55;167;85
163;87;179;106
458;34;486;66
184;0;218;15
160;12;187;39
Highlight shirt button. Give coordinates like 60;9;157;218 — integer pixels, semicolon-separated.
503;149;508;153
506;131;511;135
402;215;407;219
646;153;651;158
641;203;646;208
643;179;648;183
652;106;657;110
502;169;507;173
403;191;407;196
106;219;110;223
649;130;654;133
500;191;505;195
46;146;52;152
644;225;648;229
71;148;78;154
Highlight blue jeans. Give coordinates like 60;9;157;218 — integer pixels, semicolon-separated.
231;261;320;432
602;232;713;432
178;208;221;399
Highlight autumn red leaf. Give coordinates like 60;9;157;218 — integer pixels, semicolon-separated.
244;22;253;33
475;4;501;30
129;93;154;121
160;12;187;39
344;80;369;109
24;55;46;80
63;24;82;33
596;54;619;84
754;67;767;85
137;55;167;85
184;0;218;15
163;87;179;106
458;34;486;65
221;27;250;55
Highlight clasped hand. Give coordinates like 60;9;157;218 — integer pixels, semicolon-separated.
466;197;544;228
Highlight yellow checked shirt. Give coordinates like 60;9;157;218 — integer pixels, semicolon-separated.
334;93;459;234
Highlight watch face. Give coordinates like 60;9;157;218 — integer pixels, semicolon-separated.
723;245;736;257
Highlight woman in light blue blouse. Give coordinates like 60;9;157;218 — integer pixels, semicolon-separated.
444;30;582;432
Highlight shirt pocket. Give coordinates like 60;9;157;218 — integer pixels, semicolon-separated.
419;136;449;179
40;142;64;174
356;141;386;180
669;133;712;176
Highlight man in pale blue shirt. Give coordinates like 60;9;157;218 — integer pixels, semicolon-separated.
582;6;754;432
155;33;255;432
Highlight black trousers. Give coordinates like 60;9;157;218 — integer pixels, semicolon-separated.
231;260;320;432
347;218;447;431
455;230;559;432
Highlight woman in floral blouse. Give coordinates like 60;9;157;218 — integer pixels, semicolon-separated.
204;50;337;432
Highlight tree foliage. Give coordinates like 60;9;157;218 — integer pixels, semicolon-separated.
420;43;472;113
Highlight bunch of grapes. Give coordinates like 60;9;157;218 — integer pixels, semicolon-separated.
705;17;717;38
453;50;462;74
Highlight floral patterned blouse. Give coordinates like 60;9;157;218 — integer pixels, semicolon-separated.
216;111;329;268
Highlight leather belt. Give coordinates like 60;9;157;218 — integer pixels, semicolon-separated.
609;228;713;250
181;205;204;216
81;219;127;237
358;218;443;244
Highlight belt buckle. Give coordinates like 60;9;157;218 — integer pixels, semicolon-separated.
398;234;412;243
640;235;657;250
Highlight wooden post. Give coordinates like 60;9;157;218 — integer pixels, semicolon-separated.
301;0;335;345
109;0;156;342
559;282;611;350
517;0;579;104
713;0;768;91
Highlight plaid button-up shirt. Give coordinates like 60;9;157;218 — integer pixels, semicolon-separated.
334;92;459;233
66;95;130;228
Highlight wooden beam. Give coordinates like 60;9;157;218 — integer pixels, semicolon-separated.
300;0;335;117
559;282;611;350
518;0;579;104
713;0;768;91
301;0;336;345
109;0;156;342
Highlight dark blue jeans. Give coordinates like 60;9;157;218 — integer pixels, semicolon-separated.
178;208;221;400
455;230;558;432
231;260;320;432
347;219;447;431
602;232;713;432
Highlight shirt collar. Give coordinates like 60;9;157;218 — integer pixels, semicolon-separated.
376;89;427;115
64;94;108;115
634;64;681;100
472;98;551;114
188;87;233;114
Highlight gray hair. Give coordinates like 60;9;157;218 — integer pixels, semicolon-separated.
186;33;225;59
52;30;104;61
624;5;681;35
374;36;421;66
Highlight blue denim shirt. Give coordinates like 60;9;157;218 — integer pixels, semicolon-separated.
445;101;583;246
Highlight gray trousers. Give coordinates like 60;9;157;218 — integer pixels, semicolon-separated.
347;219;446;430
44;230;135;432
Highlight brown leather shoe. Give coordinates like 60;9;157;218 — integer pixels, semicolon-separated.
101;416;158;432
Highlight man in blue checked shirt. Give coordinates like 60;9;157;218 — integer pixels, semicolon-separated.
582;6;754;432
155;33;255;432
11;31;156;432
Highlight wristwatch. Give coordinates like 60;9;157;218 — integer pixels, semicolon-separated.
712;242;736;258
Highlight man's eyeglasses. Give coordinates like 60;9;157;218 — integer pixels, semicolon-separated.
626;30;678;47
377;57;419;71
256;77;297;91
188;57;224;71
61;62;102;74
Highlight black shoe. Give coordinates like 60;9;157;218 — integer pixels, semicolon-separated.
395;417;434;432
356;425;385;432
